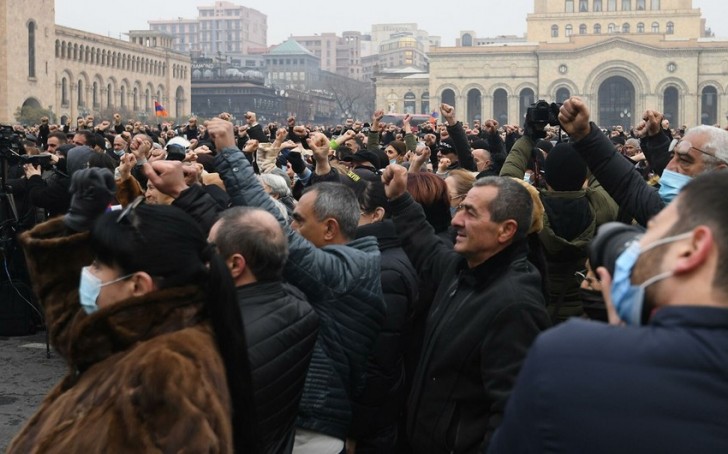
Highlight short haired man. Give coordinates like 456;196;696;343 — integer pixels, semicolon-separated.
45;131;67;154
72;130;95;147
205;119;386;454
490;171;728;453
209;207;319;454
382;166;551;453
559;97;728;226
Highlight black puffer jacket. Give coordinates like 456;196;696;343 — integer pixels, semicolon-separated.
214;146;386;441
351;220;420;445
236;281;319;454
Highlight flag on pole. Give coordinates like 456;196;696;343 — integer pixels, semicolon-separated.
154;101;168;117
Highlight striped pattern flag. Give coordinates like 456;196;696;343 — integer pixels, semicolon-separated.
154;101;168;117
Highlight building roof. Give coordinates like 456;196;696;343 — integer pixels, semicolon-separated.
269;38;316;56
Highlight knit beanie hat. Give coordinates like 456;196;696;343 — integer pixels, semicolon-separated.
389;140;407;156
66;145;95;176
544;143;587;191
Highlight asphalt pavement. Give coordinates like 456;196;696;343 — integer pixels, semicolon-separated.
0;331;66;451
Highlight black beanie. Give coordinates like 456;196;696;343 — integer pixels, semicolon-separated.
536;139;554;153
544;143;587;191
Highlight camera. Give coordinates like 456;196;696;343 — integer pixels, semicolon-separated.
20;154;53;167
524;100;562;139
588;222;645;276
0;125;26;161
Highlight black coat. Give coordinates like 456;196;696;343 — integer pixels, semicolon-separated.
489;307;728;453
389;193;551;454
351;220;420;444
236;281;319;454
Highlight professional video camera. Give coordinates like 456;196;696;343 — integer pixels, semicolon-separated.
588;222;645;276
524;100;562;140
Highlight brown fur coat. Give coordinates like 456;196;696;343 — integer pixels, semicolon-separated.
7;218;233;453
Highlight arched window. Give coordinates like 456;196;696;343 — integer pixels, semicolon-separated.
28;21;36;78
107;83;113;107
622;0;631;10
92;82;99;108
77;80;84;107
404;91;416;114
120;86;126;108
580;24;587;34
462;33;473;47
701;86;718;125
493;89;509;125
608;23;616;33
622;23;631;33
651;0;660;10
467;89;482;125
145;89;151;111
441;89;456;108
593;0;602;11
556;87;572;104
62;77;69;105
565;25;573;37
663;87;679;125
637;22;645;33
594;24;602;34
421;91;430;115
666;22;674;34
652;22;660;33
519;89;535;124
552;25;559;38
565;0;574;12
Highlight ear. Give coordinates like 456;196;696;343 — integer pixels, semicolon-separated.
371;207;386;223
227;254;247;280
323;218;339;241
497;220;519;244
673;227;713;276
129;271;156;297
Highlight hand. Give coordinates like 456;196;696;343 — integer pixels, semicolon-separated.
440;103;456;126
243;139;259;153
117;153;136;181
206;118;236;150
343;129;356;140
182;162;202;186
23;163;41;178
275;127;288;143
484;119;499;135
280;139;298;149
596;267;624;326
642;109;664;137
438;157;451;173
381;163;408;200
142;160;190;199
307;132;330;162
293;125;308;138
633;120;647;139
558;97;591;141
287;116;296;127
218;112;232;122
64;168;116;232
372;109;384;123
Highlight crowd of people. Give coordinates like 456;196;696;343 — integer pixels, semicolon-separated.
4;96;728;453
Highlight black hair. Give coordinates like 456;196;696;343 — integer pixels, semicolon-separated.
90;204;256;452
357;180;390;218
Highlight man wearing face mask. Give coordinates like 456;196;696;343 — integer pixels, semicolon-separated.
489;171;728;453
558;97;728;227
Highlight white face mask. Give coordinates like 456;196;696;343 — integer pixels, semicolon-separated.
78;266;132;314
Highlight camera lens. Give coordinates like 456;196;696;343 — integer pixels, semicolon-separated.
588;222;645;276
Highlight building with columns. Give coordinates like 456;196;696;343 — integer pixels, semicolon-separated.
375;0;728;128
0;0;191;124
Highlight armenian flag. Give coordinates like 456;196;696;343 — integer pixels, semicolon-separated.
154;101;168;117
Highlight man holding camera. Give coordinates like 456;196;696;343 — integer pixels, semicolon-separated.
489;123;728;452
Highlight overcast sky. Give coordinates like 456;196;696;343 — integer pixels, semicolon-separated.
54;0;727;46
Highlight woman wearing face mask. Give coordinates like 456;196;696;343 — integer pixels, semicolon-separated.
8;169;256;453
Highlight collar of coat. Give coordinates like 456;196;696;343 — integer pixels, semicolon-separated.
457;238;531;288
68;285;207;372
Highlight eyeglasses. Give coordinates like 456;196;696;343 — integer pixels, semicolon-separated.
117;195;144;224
575;270;596;287
673;140;724;162
450;193;466;201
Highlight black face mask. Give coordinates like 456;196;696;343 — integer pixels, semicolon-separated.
580;288;607;322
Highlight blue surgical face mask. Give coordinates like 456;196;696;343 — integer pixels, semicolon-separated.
611;231;692;325
79;266;133;314
113;148;125;157
658;169;692;204
390;158;398;165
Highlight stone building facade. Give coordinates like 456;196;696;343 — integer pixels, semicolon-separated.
0;0;191;124
375;0;728;129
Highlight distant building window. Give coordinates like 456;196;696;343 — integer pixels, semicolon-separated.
637;22;645;33
566;25;573;37
636;0;645;9
608;0;616;11
594;0;602;11
622;0;631;10
623;23;630;33
28;21;36;78
666;21;674;34
651;0;660;10
608;23;616;33
580;24;587;34
552;25;559;38
565;0;574;12
580;0;588;11
652;21;660;33
594;23;602;34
